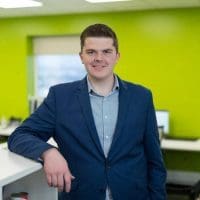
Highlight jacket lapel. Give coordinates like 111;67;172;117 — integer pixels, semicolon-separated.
108;79;131;158
76;78;105;157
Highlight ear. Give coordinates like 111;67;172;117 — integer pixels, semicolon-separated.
116;52;120;61
79;52;84;64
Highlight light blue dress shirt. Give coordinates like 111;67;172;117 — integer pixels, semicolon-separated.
87;75;119;200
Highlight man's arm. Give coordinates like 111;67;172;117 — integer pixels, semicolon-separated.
8;87;57;160
144;91;167;200
8;87;74;192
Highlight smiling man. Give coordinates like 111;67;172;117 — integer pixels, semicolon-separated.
80;38;119;96
8;24;166;200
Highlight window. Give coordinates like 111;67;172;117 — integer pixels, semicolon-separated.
33;35;86;98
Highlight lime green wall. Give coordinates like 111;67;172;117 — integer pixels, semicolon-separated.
0;8;200;139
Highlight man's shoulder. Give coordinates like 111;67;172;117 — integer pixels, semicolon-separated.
120;79;153;105
51;78;85;91
120;78;151;95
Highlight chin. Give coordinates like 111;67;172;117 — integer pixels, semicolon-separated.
92;74;112;81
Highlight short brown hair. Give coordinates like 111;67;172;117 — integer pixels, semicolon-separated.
80;23;118;53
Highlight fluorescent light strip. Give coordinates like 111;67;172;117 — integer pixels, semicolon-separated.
85;0;131;3
0;0;42;8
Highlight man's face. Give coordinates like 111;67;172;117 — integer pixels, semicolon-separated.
79;37;120;82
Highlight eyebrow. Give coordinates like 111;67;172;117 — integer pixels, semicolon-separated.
103;49;113;52
85;48;113;52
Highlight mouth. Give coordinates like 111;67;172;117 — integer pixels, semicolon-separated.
92;64;107;68
91;65;105;70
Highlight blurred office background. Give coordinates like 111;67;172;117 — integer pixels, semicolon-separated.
0;0;200;198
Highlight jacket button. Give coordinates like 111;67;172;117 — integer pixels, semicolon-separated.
107;165;111;169
105;160;111;169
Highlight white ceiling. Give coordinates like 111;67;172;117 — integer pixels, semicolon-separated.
0;0;200;18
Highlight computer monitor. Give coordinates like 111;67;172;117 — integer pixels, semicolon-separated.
156;110;169;134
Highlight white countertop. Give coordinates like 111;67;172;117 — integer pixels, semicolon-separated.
161;138;200;151
0;125;18;136
0;149;42;187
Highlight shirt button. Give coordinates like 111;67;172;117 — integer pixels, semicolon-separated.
105;115;108;119
105;135;109;139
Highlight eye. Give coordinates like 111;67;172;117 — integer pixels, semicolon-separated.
86;50;95;55
103;49;113;54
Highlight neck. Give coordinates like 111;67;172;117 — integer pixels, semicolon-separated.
88;75;115;96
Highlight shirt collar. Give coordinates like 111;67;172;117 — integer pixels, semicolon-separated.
87;74;119;95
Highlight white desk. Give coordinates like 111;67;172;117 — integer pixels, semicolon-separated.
0;125;18;136
161;138;200;187
161;138;200;152
0;149;57;200
0;125;17;150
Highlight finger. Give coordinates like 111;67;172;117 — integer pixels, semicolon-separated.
64;173;72;193
57;174;64;192
46;174;52;187
51;174;58;187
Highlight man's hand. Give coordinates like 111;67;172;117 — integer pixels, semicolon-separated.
42;148;75;192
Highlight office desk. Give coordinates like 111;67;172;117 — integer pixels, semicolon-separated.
0;125;17;136
161;137;200;195
161;138;200;152
0;126;17;150
0;149;57;200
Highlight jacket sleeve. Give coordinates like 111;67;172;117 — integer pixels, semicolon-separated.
144;91;167;200
8;87;57;160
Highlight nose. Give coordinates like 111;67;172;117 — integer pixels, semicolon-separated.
94;52;103;62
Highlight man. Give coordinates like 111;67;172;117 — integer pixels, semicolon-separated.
8;23;166;200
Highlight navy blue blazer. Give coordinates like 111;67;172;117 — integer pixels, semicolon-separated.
8;77;166;200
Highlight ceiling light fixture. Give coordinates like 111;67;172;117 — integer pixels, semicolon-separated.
0;0;42;8
85;0;131;3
